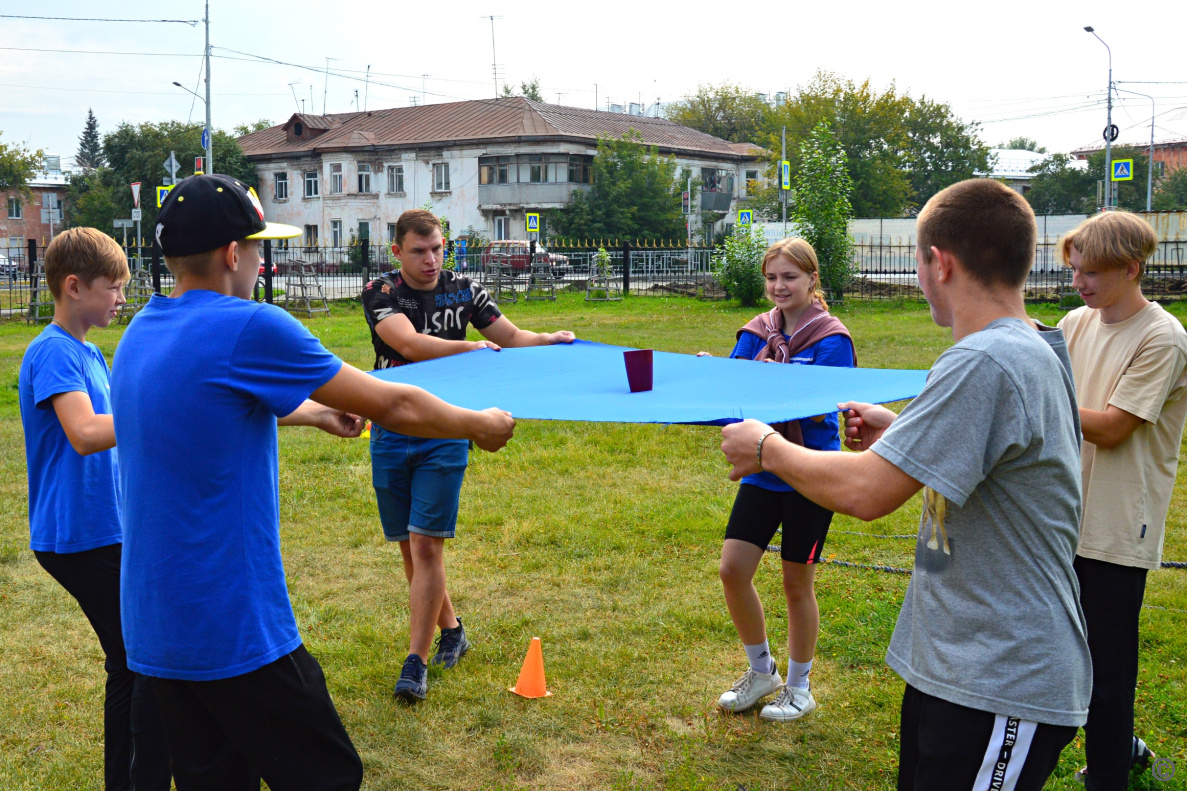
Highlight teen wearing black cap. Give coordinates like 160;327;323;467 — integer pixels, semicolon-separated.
111;174;515;790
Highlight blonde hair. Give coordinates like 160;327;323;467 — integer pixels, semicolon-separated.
1059;211;1157;277
44;227;130;300
762;238;828;310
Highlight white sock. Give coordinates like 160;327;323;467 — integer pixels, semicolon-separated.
744;641;775;675
787;658;813;689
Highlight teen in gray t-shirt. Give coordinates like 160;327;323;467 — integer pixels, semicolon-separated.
871;318;1091;727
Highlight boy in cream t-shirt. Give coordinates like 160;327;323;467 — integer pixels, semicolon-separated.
1058;210;1187;790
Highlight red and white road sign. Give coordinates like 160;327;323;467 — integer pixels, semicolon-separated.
131;182;142;208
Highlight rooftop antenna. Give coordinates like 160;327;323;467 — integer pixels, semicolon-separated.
594;83;598;111
354;88;359;110
288;81;301;112
422;74;428;106
323;56;338;114
483;15;503;97
364;65;370;111
309;84;314;114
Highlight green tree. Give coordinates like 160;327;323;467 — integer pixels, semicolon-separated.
998;136;1047;153
546;131;689;241
759;71;989;217
233;119;272;137
714;224;767;306
93;121;258;235
903;97;992;209
65;167;121;231
501;78;543;102
77;109;105;171
791;123;854;298
1153;167;1187;211
1085;147;1152;212
663;83;771;144
762;72;911;218
0;132;42;195
1024;154;1096;214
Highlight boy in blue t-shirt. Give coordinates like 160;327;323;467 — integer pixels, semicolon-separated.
19;227;171;790
112;175;515;791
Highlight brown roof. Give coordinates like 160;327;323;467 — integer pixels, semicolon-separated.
238;97;756;161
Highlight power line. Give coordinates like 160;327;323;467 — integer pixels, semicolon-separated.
0;14;199;25
0;45;198;57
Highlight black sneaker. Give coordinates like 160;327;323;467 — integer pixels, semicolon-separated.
394;654;428;703
1132;736;1155;773
430;619;471;669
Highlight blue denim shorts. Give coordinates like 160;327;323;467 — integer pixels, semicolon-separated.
370;427;469;541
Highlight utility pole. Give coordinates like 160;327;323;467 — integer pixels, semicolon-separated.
484;15;502;97
364;65;370;111
1085;27;1114;209
323;57;338;114
204;0;212;173
781;126;787;237
288;81;301;112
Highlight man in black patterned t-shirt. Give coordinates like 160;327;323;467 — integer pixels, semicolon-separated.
361;209;574;703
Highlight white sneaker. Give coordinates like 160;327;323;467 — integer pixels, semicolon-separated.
716;666;782;713
759;684;816;722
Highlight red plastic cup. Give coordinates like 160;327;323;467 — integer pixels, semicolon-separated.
624;349;653;392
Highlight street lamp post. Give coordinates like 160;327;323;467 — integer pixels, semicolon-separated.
1084;26;1114;209
172;81;211;174
1117;87;1156;211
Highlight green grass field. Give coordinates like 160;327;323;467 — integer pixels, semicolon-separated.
0;295;1183;790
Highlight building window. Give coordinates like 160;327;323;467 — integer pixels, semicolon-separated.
494;216;509;240
8;236;23;257
357;163;372;193
387;223;397;243
432;162;450;192
745;170;759;195
567;156;592;184
358;221;370;241
479;162;496;185
1154;161;1166;177
7;197;20;219
274;172;289;200
330;163;343;194
304;171;319;198
529;155;545;183
330;220;343;246
303;224;318;247
386;165;404;193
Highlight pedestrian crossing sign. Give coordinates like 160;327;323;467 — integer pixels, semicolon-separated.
738;210;753;228
526;213;540;233
1111;159;1134;181
156;184;175;207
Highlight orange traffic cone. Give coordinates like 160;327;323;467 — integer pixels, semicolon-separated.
509;637;552;698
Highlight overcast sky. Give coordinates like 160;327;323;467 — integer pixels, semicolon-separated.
3;0;1185;167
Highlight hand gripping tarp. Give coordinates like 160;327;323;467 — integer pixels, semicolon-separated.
370;340;928;425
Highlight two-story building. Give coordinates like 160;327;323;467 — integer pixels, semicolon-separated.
237;97;764;246
2;155;68;261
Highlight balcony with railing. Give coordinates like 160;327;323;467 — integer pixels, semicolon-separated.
478;154;593;208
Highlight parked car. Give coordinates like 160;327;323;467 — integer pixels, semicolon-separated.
0;254;17;279
479;240;569;273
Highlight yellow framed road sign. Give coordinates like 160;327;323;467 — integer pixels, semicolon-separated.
156;184;175;207
526;213;540;233
738;210;753;227
1111;159;1134;181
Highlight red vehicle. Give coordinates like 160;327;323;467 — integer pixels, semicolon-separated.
479;240;568;272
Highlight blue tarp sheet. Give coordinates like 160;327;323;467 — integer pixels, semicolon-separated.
370;340;928;425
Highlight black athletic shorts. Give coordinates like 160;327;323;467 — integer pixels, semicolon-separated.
725;483;832;564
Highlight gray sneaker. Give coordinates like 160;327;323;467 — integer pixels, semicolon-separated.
394;654;428;703
716;666;782;713
759;684;816;722
430;619;470;669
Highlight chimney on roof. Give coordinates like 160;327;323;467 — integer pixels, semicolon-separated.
628;102;642;116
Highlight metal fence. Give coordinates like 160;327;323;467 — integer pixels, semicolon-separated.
6;237;1187;323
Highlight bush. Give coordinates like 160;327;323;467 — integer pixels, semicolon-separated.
714;225;767;306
